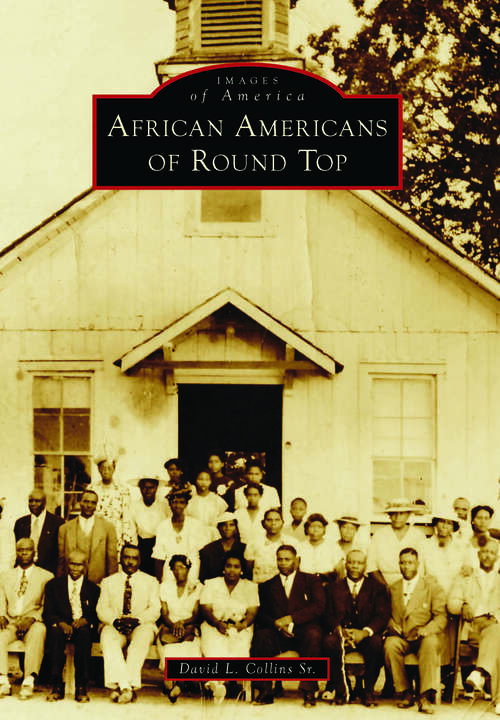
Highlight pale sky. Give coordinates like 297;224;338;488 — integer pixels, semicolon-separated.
1;0;359;249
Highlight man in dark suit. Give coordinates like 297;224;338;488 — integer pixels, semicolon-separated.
250;544;325;707
43;550;100;702
14;489;64;576
323;549;390;706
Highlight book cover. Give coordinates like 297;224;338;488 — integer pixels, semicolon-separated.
0;0;499;711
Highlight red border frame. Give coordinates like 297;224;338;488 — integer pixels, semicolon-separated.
93;62;403;190
164;656;330;682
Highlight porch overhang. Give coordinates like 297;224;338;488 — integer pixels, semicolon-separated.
113;288;343;376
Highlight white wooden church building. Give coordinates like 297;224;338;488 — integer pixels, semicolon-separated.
1;0;499;526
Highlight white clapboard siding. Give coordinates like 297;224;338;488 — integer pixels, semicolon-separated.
0;188;498;518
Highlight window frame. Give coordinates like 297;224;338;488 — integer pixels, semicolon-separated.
359;362;445;522
184;190;275;237
31;371;94;519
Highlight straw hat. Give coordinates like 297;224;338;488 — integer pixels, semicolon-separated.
431;507;459;532
217;512;238;525
385;498;415;514
335;514;363;527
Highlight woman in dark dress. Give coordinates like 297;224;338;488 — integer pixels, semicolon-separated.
199;512;248;582
207;452;244;512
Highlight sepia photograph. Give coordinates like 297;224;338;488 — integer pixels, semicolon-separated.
0;0;499;717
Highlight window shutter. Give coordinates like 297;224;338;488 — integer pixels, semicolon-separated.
200;0;263;48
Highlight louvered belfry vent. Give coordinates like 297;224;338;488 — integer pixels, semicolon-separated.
200;0;263;48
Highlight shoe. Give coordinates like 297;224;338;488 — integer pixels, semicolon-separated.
253;692;274;705
75;686;89;703
19;679;34;700
418;696;435;714
0;681;11;698
465;670;485;694
167;685;181;704
321;690;335;702
117;688;134;704
396;691;415;708
303;691;316;707
495;702;500;715
334;693;347;705
47;685;64;702
363;691;378;707
110;689;120;702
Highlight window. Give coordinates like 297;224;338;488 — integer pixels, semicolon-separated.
371;376;435;513
33;376;92;519
201;189;262;223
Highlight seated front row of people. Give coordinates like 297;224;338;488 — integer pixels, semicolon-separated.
4;532;500;712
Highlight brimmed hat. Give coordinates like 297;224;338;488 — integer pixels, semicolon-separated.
335;514;363;527
431;508;459;532
217;512;238;525
385;498;415;514
126;474;164;487
94;454;116;467
137;475;161;487
471;504;495;521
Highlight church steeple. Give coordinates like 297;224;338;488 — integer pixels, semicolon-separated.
156;0;303;84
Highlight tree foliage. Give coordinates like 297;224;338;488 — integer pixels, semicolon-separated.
306;0;500;275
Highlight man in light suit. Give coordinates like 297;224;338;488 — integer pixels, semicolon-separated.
58;490;118;584
448;539;500;714
0;538;53;699
250;544;325;707
97;543;160;704
384;547;446;714
14;489;64;576
43;550;100;702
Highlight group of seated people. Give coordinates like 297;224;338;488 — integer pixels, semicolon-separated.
0;453;499;714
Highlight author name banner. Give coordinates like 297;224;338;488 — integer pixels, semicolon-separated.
93;63;402;189
165;657;329;681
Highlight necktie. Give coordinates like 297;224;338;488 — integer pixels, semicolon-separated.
122;576;132;615
351;582;359;598
403;584;410;605
31;517;40;558
70;582;81;620
18;570;28;598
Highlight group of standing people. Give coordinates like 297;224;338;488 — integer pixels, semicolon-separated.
0;452;500;713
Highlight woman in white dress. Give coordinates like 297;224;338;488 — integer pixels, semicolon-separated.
158;554;202;702
152;489;211;582
187;469;227;529
245;507;300;583
299;513;343;583
334;514;366;578
199;554;259;702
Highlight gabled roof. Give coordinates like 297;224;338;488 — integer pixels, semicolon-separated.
114;287;342;375
352;190;500;300
1;186;498;299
